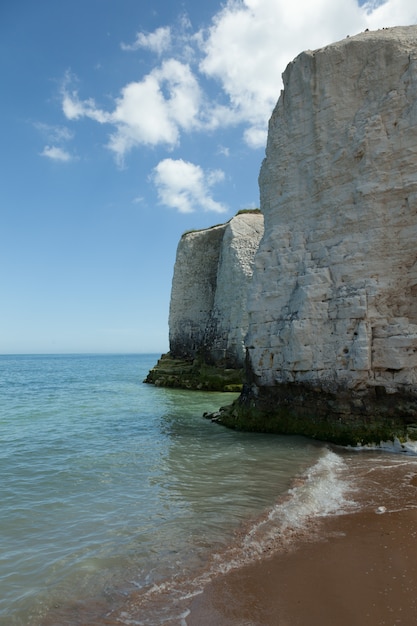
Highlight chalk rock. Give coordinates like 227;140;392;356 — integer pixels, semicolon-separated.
245;26;417;426
169;212;264;367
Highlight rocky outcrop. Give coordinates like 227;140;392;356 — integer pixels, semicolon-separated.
149;27;417;443
217;26;417;444
145;211;264;390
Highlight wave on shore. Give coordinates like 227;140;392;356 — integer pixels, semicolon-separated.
103;448;356;625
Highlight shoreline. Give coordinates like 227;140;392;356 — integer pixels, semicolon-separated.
186;492;417;625
32;447;417;625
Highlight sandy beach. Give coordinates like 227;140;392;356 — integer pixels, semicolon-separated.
186;506;417;626
33;447;417;626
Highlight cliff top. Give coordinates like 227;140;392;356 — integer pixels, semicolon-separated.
301;25;417;59
181;208;262;239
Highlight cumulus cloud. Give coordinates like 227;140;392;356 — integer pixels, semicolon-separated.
364;0;417;23
40;145;73;162
152;158;227;213
108;59;202;162
62;92;110;124
198;0;417;147
62;59;202;164
121;26;171;54
60;1;417;161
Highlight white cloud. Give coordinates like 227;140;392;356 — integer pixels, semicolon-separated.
35;122;75;161
199;0;417;146
60;0;417;161
364;0;417;24
121;26;171;54
217;145;230;157
109;59;202;162
199;0;354;147
62;91;110;123
62;59;202;164
35;122;73;143
40;145;73;162
152;158;227;213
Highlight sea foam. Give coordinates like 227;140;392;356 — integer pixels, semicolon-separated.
241;448;354;559
350;437;417;456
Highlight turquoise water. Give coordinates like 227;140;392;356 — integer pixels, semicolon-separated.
0;354;343;625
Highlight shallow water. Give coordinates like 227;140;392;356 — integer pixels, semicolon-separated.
3;354;416;625
0;354;328;625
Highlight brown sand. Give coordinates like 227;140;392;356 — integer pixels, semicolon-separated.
186;508;417;626
38;452;417;625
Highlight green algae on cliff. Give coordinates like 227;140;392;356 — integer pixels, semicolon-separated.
206;383;417;447
144;352;243;392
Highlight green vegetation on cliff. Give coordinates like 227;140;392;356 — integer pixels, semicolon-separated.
206;385;417;447
144;353;243;392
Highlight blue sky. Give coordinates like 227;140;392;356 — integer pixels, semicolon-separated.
1;0;416;354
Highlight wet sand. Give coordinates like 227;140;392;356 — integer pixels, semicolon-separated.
36;450;417;625
187;507;417;626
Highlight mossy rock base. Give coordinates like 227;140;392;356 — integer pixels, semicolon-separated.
144;353;243;392
205;382;417;447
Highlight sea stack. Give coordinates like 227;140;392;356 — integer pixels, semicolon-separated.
226;26;417;444
145;211;264;390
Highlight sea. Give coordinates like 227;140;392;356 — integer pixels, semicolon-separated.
1;353;417;626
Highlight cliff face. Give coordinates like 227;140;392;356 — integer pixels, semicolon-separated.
169;213;263;368
250;25;417;389
169;222;227;362
170;211;264;367
145;211;264;390
234;26;417;443
150;26;417;443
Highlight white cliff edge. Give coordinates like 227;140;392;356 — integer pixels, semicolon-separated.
236;26;417;443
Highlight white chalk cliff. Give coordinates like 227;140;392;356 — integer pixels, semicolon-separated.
153;26;417;441
169;211;264;368
228;25;417;441
249;26;417;394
